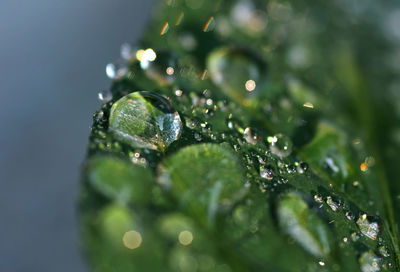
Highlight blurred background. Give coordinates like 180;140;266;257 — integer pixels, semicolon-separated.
0;0;154;271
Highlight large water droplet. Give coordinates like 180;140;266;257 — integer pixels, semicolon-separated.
86;155;153;204
356;214;380;240
268;134;293;158
158;143;246;225
359;251;382;272
277;192;332;256
207;47;265;102
109;91;183;151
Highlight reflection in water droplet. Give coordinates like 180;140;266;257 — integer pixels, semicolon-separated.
109;91;182;151
359;251;382;272
268;134;293;158
106;59;129;80
207;47;265;102
356;214;380;240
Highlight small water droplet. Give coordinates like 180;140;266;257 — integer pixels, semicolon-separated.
106;59;129;80
268;134;293;158
356;214;380;240
359;251;382;272
378;246;389;257
326;196;340;211
109;91;182;151
120;43;135;61
243;127;261;145
296;162;309;173
260;166;274;180
314;194;323;203
98;90;112;102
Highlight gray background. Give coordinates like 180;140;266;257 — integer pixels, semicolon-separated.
0;0;154;271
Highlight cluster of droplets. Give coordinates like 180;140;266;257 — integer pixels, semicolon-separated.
83;0;400;270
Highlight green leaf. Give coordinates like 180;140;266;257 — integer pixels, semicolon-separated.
80;0;400;271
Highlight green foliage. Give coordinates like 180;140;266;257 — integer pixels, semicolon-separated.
80;0;400;271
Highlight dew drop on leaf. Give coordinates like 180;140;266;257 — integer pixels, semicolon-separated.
98;89;112;103
260;165;274;180
356;214;380;240
243;127;261;145
207;47;265;102
268;133;293;158
140;49;178;85
106;59;129;80
109;91;183;151
359;251;382;272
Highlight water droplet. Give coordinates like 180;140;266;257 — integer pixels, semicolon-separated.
120;42;135;61
109;91;182;151
106;59;129;80
297;162;309;173
359;251;382;272
326;196;340;211
267;134;293;158
98;89;112;103
230;0;267;34
260;166;274;180
378;246;389;257
141;49;178;85
277;192;332;256
346;211;355;220
207;47;265;102
314;194;323;203
356;214;380;240
243;127;261;145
